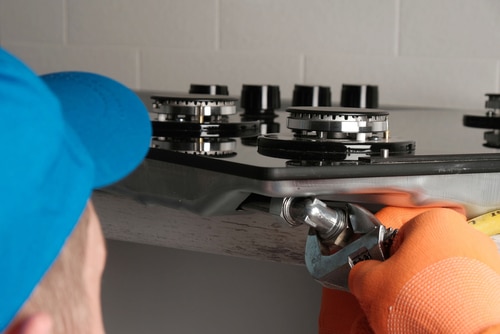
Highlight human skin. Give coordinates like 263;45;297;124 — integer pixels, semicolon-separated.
6;201;107;334
83;202;107;334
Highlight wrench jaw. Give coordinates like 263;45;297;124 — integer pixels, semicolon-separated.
305;224;389;291
280;197;397;290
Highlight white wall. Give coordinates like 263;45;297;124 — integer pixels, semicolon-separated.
1;0;500;109
2;1;500;333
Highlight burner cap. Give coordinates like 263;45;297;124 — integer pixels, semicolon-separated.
257;134;415;161
152;120;259;138
464;93;500;130
463;115;500;129
151;137;237;157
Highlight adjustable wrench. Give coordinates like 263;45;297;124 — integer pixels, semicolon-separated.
280;197;397;291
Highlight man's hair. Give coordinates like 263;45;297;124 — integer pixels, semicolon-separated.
13;205;91;333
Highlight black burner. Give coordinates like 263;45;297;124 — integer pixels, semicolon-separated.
257;107;415;161
464;93;500;148
151;93;259;156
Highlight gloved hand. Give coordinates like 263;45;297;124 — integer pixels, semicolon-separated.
319;288;366;334
348;207;500;334
319;206;432;334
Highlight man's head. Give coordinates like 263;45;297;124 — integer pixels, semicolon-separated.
0;48;151;332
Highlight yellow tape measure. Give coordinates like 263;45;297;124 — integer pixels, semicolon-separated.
468;210;500;236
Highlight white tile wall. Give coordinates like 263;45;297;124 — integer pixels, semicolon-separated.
219;0;397;56
400;0;500;58
0;0;65;43
140;48;303;95
3;44;139;87
67;0;217;48
305;54;497;108
1;0;499;109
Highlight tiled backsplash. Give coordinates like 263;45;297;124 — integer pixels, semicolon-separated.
1;0;499;109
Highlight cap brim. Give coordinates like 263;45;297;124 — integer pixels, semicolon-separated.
41;72;152;189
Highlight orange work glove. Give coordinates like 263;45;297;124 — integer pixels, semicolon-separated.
319;206;432;334
349;207;500;334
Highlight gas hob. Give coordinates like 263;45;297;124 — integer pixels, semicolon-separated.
109;84;500;218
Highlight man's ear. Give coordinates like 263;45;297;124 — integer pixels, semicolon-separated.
5;313;52;334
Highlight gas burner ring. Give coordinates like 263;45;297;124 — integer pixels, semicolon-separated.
152;93;238;118
151;137;237;157
287;106;389;140
157;112;228;123
160;104;236;117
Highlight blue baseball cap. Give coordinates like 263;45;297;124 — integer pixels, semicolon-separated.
0;47;152;331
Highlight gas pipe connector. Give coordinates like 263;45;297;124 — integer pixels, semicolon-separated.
281;197;397;291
